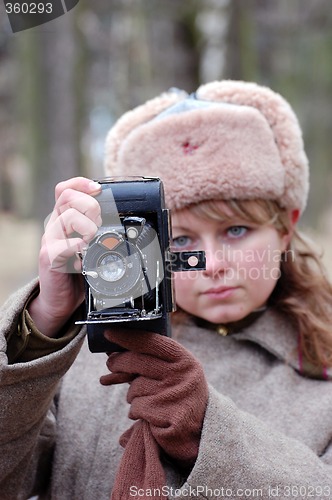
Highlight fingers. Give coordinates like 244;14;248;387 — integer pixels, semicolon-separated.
47;208;100;243
54;177;101;202
103;328;188;361
106;351;167;380
39;236;84;271
42;178;103;271
43;210;100;271
47;188;102;228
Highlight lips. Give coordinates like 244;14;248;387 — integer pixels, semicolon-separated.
201;286;238;301
203;286;236;294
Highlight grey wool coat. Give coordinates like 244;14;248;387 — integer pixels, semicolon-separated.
1;280;332;500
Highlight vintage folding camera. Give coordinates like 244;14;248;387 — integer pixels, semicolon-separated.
76;177;206;352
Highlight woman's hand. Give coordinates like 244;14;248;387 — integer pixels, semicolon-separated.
100;329;209;468
28;177;102;337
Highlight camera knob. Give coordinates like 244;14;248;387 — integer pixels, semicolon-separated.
127;227;139;239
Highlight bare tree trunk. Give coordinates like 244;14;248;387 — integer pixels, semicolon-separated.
16;8;85;222
197;0;230;83
37;11;82;221
107;0;202;113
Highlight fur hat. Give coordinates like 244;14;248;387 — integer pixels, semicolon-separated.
104;80;309;213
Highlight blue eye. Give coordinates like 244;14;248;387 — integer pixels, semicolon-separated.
172;236;192;248
227;226;248;238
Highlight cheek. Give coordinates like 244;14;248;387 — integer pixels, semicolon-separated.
243;243;282;296
174;272;195;292
173;272;197;307
234;239;282;286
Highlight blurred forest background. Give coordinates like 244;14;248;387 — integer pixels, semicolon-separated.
1;0;332;304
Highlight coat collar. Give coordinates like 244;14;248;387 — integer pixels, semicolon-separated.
232;308;331;380
189;308;331;380
235;308;298;366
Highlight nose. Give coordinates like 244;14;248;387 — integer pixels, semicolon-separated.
203;243;228;278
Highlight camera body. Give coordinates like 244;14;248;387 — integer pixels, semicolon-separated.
76;177;205;352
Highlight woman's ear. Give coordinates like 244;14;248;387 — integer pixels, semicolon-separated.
281;209;300;252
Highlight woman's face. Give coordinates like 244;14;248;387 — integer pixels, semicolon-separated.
171;203;291;324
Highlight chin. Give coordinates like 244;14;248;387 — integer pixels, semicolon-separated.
204;306;249;325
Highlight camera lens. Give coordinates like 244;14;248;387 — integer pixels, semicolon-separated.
83;234;143;298
98;253;126;282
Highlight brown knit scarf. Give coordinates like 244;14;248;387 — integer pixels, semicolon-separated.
99;329;209;500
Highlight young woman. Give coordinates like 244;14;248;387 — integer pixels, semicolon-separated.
1;81;331;500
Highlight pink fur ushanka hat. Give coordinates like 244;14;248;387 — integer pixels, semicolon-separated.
104;80;309;214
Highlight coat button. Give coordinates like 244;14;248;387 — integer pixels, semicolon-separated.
216;325;228;336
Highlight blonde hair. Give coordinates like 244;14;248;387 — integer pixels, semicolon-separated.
185;199;332;369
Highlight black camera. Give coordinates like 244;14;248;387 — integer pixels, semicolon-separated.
76;177;206;352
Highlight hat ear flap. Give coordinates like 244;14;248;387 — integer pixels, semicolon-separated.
105;90;188;175
196;80;309;213
196;80;300;152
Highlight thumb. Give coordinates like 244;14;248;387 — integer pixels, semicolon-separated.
100;372;135;386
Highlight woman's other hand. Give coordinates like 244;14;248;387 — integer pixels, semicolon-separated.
28;177;102;337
